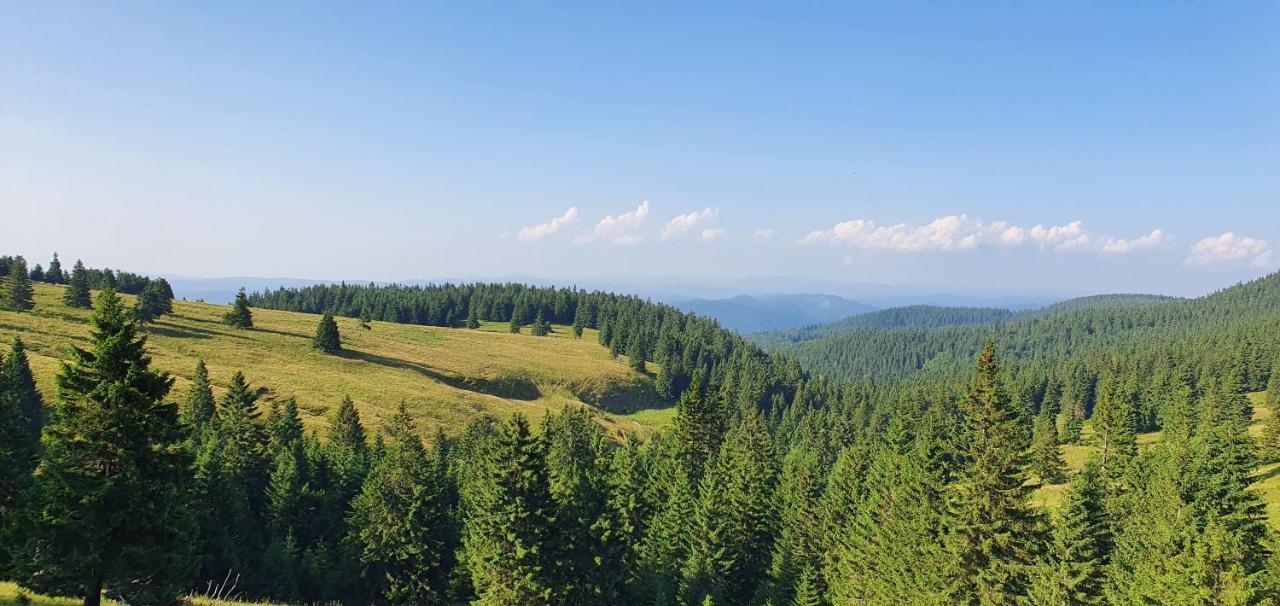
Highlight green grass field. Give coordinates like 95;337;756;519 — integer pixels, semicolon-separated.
0;581;283;606
0;283;672;439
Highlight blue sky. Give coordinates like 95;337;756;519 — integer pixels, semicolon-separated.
2;2;1277;296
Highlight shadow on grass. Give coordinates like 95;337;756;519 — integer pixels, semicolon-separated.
338;349;541;401
146;321;250;341
250;326;313;340
1254;463;1280;485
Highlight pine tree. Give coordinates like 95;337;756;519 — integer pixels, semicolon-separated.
627;334;647;373
672;369;722;482
17;288;194;606
543;408;619;603
3;337;43;444
508;307;523;334
681;409;779;606
1092;377;1137;477
224;287;254;328
266;397;304;454
464;414;557;605
829;414;950;603
466;305;480;329
193;370;269;588
530;310;550;336
1030;407;1066;484
181;360;217;439
765;448;828;606
327;396;370;508
0;343;41;577
572;301;589;338
134;279;173;323
1028;459;1109;605
348;403;451;604
946;342;1045;604
313;312;342;353
632;435;696;605
63;260;92;309
2;256;35;311
29;263;44;283
45;253;64;284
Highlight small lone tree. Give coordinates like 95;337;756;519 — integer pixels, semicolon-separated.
466;306;480;329
223;288;253;328
2;256;35;312
63;260;93;309
509;307;523;334
45;252;64;284
359;309;373;330
135;280;174;324
530;311;550;336
29;263;45;283
313;313;342;354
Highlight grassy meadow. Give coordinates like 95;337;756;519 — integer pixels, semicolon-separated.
0;283;670;439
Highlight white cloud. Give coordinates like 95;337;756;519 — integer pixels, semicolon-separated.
1186;232;1272;268
661;208;717;240
575;201;650;244
753;229;775;241
516;207;579;242
1100;229;1166;254
701;228;726;241
800;215;1163;255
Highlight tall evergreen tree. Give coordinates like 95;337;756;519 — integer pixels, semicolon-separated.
16;288;193;606
181;360;216;439
1092;377;1137;477
193;370;269;589
3;337;43;444
45;252;64;284
672;369;722;482
680;409;779;606
1030;406;1066;484
463;414;557;605
62;260;92;309
0;344;41;577
224;287;254;328
530;310;550;336
1028;459;1110;605
946;342;1045;604
2;256;35;311
29;263;45;283
765;447;829;606
466;305;480;329
313;312;342;353
349;403;451;604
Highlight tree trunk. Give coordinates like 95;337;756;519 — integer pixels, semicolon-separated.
83;579;102;606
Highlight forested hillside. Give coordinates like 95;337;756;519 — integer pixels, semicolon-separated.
775;272;1280;384
674;294;875;333
752;304;1014;348
3;253;1280;605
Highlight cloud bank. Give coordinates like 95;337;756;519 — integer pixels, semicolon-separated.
661;208;717;241
1186;232;1272;268
576;201;650;244
800;215;1164;255
517;207;579;242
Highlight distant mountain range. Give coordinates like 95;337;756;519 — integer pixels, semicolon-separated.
671;294;876;334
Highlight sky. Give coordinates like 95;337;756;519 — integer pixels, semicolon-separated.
2;2;1278;298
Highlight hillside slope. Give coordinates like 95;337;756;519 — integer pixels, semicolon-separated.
0;283;665;437
775;271;1280;382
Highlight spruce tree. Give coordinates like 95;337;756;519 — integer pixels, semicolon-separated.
327;396;370;508
266;397;304;454
572;302;588;338
627;334;647;373
946;342;1044;603
180;360;216;441
466;305;480;329
1030;407;1066;484
681;409;780;606
543;408;619;603
134;279;173;323
193;370;269;588
2;256;35;311
1028;459;1109;605
348;403;451;604
829;414;950;603
1092;377;1137;477
224;287;254;328
530;310;550;336
463;414;557;605
63;260;92;309
3;337;43;444
313;312;342;353
46;252;64;284
672;369;722;482
0;344;41;577
508;307;523;334
17;288;194;606
765;448;828;606
29;263;45;283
